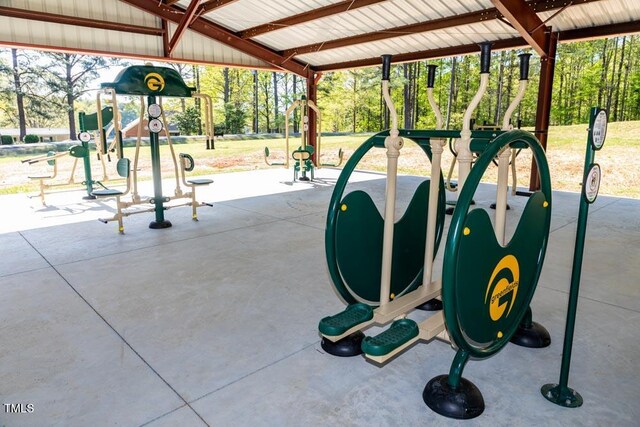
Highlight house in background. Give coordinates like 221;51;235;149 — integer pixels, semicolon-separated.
0;128;70;143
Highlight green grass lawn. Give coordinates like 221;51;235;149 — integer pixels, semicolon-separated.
1;121;638;198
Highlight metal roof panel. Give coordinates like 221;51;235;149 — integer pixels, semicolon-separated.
253;0;493;50
296;19;519;66
207;0;339;32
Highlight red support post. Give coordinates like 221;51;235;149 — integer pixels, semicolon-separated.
307;71;319;165
530;31;558;190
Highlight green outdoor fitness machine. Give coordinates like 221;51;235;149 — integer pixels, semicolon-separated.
264;95;343;181
21;107;116;205
95;65;213;233
318;46;553;419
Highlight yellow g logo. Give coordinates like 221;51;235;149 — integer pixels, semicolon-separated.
484;255;519;321
144;73;165;92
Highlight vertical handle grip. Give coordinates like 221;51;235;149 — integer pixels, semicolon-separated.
519;53;532;80
426;64;438;88
381;54;392;80
479;42;492;74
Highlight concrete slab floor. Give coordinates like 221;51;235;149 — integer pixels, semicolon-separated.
0;168;638;426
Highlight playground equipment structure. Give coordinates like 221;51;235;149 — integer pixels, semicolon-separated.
318;46;553;419
92;65;213;234
22;107;116;205
264;95;343;181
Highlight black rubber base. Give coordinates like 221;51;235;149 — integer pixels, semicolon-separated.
83;195;97;200
298;176;311;182
541;383;583;408
489;203;511;210
510;321;551;348
416;298;443;311
149;220;172;229
320;331;364;357
423;374;485;419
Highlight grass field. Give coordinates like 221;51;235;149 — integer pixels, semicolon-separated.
1;121;638;199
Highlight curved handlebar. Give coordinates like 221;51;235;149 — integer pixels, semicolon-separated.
479;42;492;74
426;64;438;88
381;54;392;81
519;53;532;81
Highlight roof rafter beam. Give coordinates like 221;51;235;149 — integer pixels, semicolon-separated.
168;0;201;55
121;0;309;76
558;20;640;42
199;0;240;14
282;0;601;57
314;38;529;72
313;18;637;72
240;0;387;39
491;0;549;56
0;6;164;36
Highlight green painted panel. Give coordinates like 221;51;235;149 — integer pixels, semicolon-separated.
116;158;130;178
452;192;549;352
334;179;436;304
325;133;447;305
69;145;88;158
101;66;195;97
81;107;113;131
442;130;552;359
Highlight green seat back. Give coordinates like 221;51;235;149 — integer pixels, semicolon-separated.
117;158;130;178
69;145;88;158
46;151;56;166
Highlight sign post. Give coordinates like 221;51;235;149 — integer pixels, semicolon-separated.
541;107;607;407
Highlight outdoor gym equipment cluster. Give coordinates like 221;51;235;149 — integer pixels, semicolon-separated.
23;65;216;234
22;106;118;205
264;95;343;181
92;65;214;233
318;44;555;419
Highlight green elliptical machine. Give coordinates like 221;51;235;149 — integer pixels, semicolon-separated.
319;45;553;419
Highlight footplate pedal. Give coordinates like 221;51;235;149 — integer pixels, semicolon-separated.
319;303;373;337
361;318;419;357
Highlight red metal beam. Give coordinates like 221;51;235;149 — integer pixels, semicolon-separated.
239;0;387;39
491;0;549;57
281;0;599;58
282;8;501;57
164;0;181;5
559;21;640;42
0;6;164;36
307;70;318;165
162;19;170;57
199;0;240;14
313;15;630;72
314;37;529;72
168;0;201;56
530;32;558;190
121;0;310;76
0;39;280;71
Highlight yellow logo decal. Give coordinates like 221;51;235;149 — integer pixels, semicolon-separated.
144;73;165;92
484;255;519;321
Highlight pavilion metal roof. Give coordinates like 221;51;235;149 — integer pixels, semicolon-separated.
0;0;639;76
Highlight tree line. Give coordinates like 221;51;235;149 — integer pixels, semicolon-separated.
1;35;638;142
